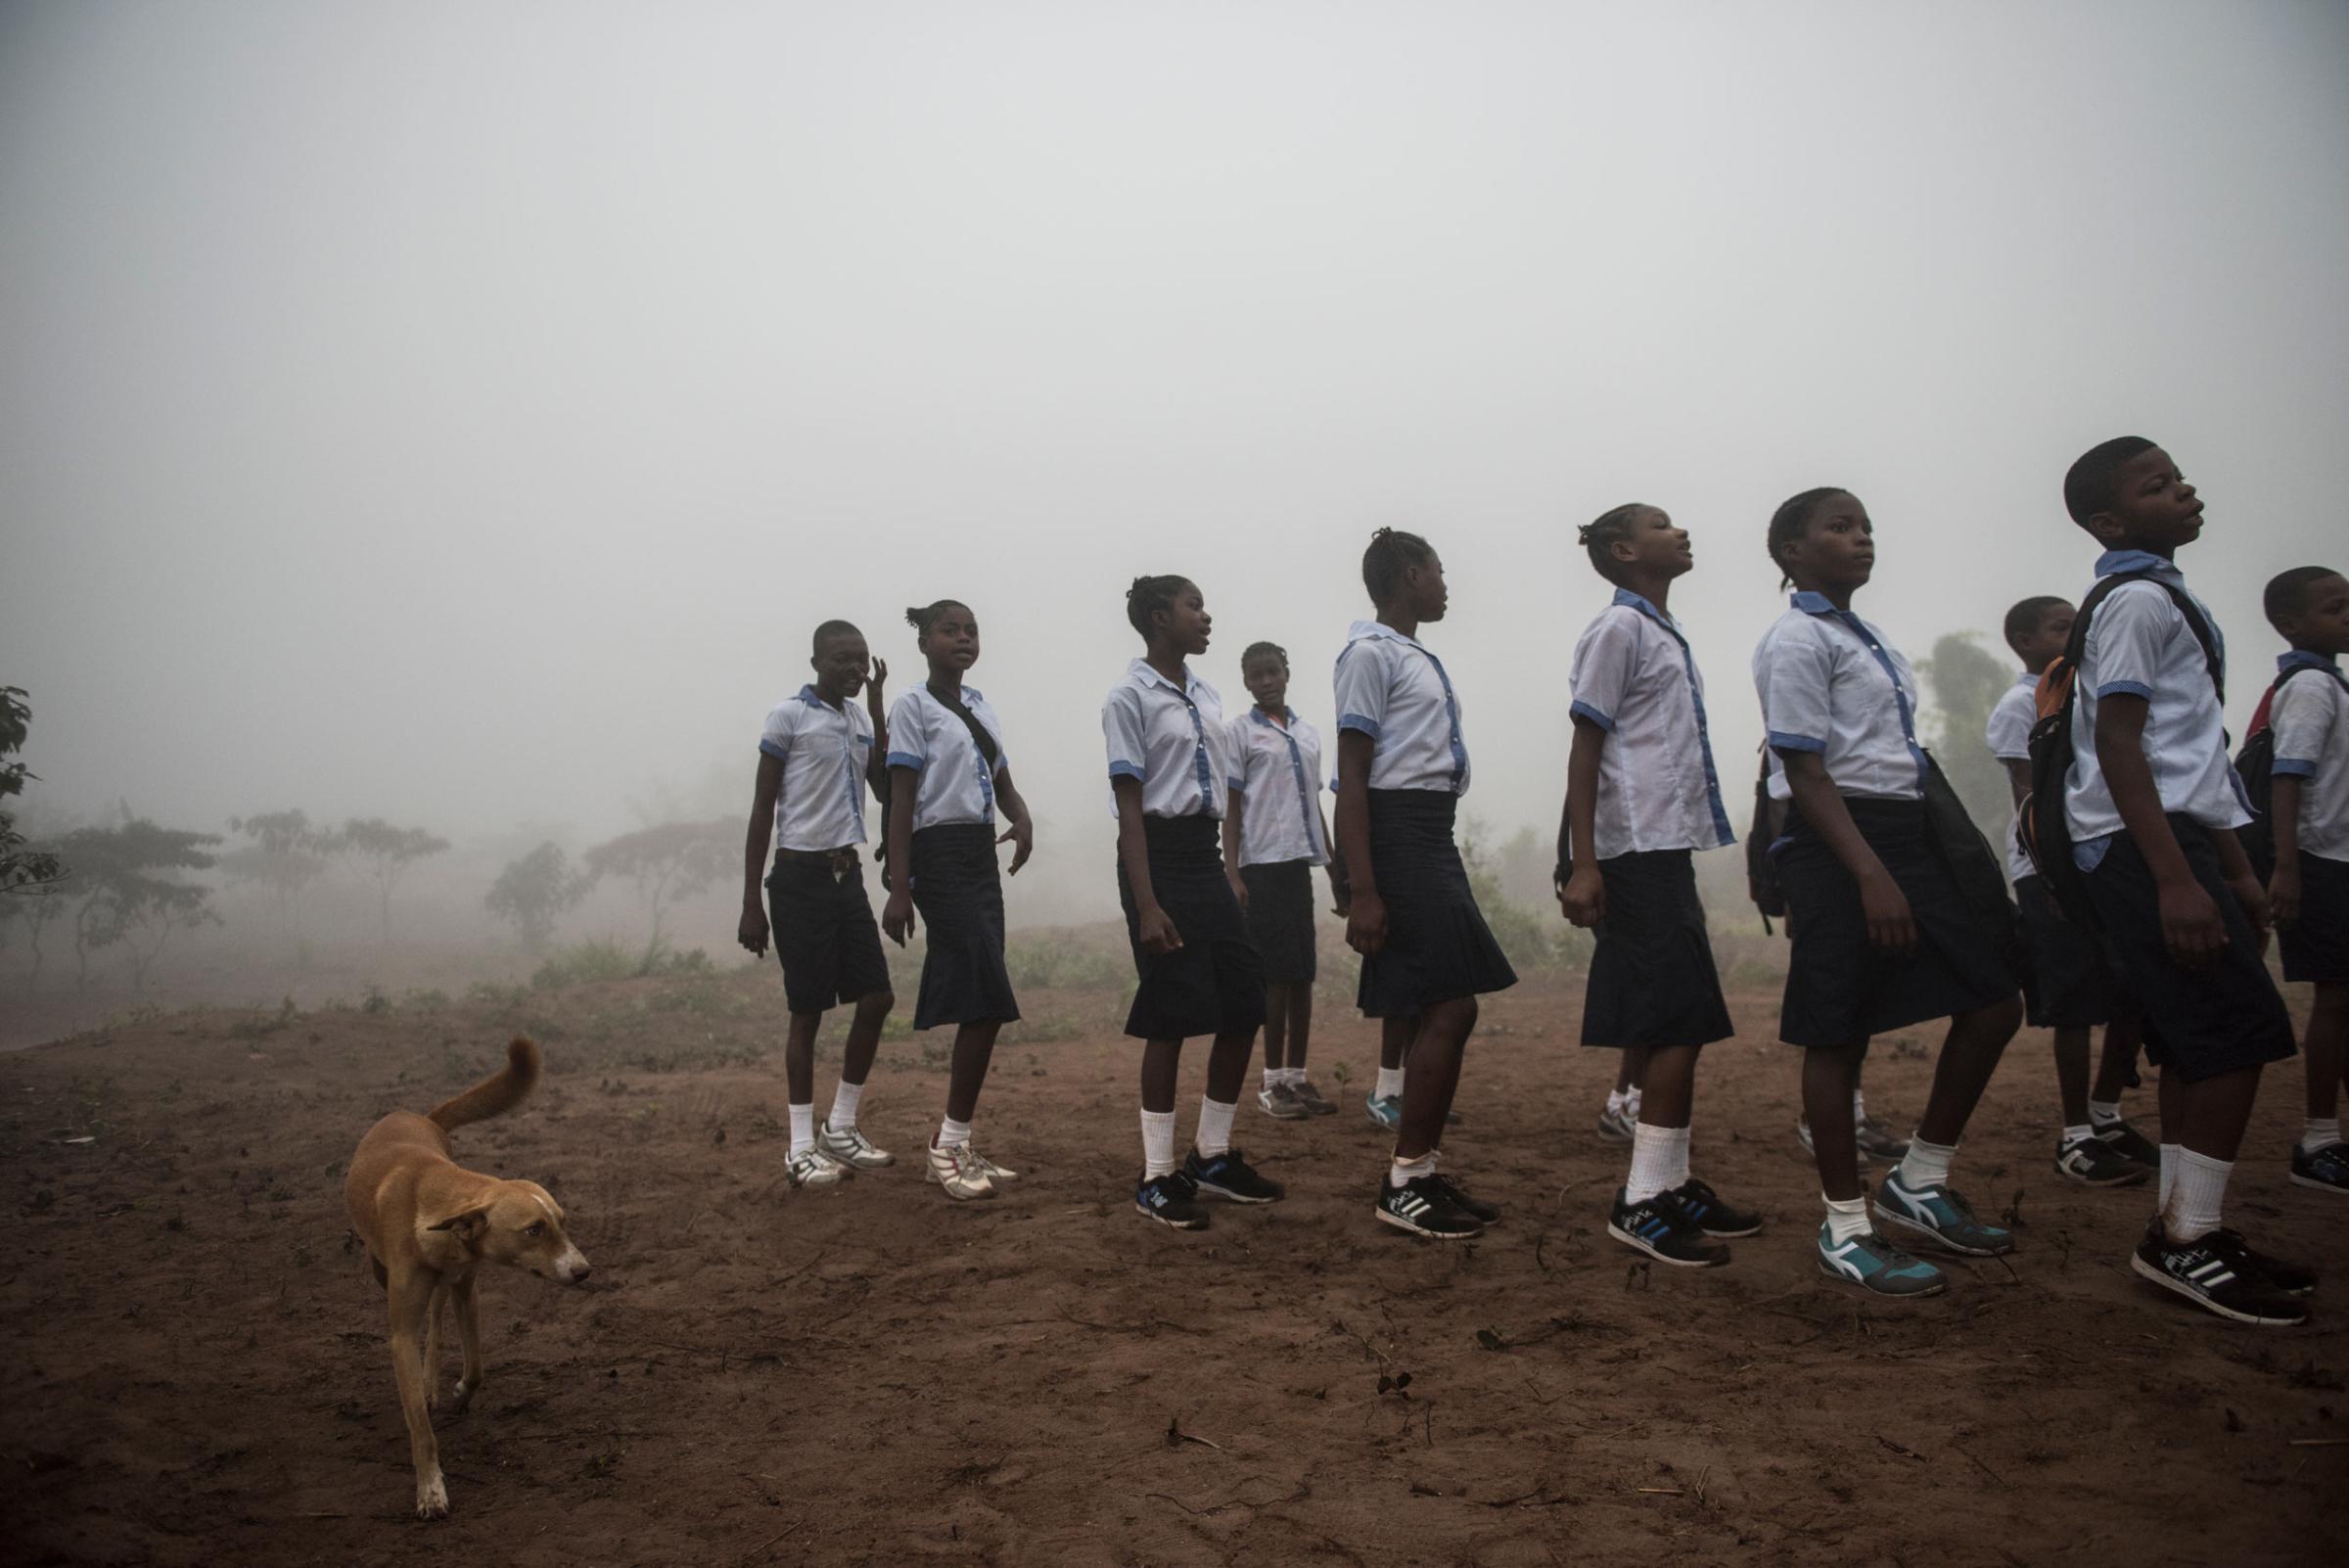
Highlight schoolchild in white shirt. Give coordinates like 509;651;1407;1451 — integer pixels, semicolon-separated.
1754;488;2022;1298
1107;576;1281;1231
2058;438;2308;1325
2256;566;2349;1197
1224;641;1348;1122
1985;595;2151;1186
1556;504;1759;1266
880;600;1036;1202
1335;529;1517;1241
737;621;898;1191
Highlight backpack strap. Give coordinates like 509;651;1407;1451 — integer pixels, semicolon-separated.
2072;569;2224;704
926;680;1001;769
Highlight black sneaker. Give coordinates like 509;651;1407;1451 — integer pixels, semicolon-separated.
1291;1079;1339;1118
2211;1227;2317;1297
1608;1188;1729;1267
1184;1147;1285;1204
2290;1140;2349;1196
2055;1132;2152;1188
1659;1176;1762;1238
2130;1221;2308;1326
1432;1173;1499;1225
1374;1174;1483;1240
1135;1170;1210;1230
2096;1116;2160;1167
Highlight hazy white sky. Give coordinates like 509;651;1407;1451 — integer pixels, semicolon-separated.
5;2;2344;922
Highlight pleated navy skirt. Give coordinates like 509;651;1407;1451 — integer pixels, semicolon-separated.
1117;815;1267;1041
1355;790;1517;1019
908;823;1020;1031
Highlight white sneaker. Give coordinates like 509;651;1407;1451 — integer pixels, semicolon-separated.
786;1147;850;1189
926;1140;998;1200
970;1145;1020;1183
818;1121;895;1169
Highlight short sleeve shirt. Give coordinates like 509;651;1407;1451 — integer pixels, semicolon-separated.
1567;590;1736;857
1332;620;1471;795
1751;593;1927;803
1983;671;2039;883
1102;660;1240;819
758;686;875;853
1227;708;1329;867
886;684;1010;833
2268;652;2349;861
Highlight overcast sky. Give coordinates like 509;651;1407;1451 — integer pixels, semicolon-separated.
4;2;2344;923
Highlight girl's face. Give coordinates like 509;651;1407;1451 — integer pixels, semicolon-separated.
922;603;980;671
1783;493;1874;592
1615;507;1695;579
1403;550;1450;622
1243;655;1289;709
1158;581;1213;658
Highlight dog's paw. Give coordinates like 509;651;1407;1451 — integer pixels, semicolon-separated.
415;1475;450;1520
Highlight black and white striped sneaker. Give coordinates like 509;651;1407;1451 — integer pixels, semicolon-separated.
1609;1189;1728;1267
2055;1132;2150;1187
1374;1174;1483;1240
2131;1220;2308;1326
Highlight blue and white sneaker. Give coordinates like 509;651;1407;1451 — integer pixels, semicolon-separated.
1658;1177;1763;1239
1609;1189;1727;1267
1872;1169;2014;1257
1365;1092;1403;1130
1817;1223;1946;1297
2290;1140;2349;1196
1135;1171;1209;1230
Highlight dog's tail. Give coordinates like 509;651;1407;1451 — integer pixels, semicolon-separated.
428;1037;542;1131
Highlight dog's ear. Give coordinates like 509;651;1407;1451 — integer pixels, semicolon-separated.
425;1204;493;1244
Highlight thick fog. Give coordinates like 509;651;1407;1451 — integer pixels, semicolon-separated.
5;2;2346;948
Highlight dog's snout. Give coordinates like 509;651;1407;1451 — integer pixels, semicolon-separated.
560;1250;592;1283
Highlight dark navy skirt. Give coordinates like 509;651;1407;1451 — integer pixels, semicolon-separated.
1118;815;1267;1041
1580;849;1733;1049
1355;790;1517;1019
1241;859;1318;984
908;823;1020;1031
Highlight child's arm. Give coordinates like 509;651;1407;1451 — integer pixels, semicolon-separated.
1779;751;1916;955
995;768;1035;875
1115;776;1180;954
2094;693;2225;967
1558;718;1606;927
862;659;891;803
1320;803;1348;915
2208;826;2273;945
880;767;919;945
1335;729;1382;954
1222;785;1249;909
739;755;783;955
2004;759;2031;810
2269;776;2304;927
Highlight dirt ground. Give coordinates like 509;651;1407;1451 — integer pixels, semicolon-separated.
2;940;2343;1568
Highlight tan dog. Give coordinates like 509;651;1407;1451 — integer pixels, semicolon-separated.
344;1037;590;1519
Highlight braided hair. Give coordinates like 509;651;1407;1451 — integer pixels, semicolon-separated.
903;599;971;640
1765;488;1850;589
1125;575;1193;639
1361;528;1434;603
1578;503;1651;586
1240;640;1287;670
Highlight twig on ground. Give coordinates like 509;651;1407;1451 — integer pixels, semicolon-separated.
1166;1414;1225;1452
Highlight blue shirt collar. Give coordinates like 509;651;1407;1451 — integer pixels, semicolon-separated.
2280;649;2339;674
2094;548;2184;584
795;683;837;710
1248;706;1297;728
1611;587;1681;629
1127;657;1200;697
1789;590;1841;616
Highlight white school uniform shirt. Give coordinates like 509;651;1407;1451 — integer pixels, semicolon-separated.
885;683;1010;832
1332;620;1471;795
757;686;875;853
1226;707;1330;867
1102;659;1241;819
1751;592;1927;803
2062;550;2247;869
1983;671;2040;883
2268;650;2349;861
1567;589;1736;857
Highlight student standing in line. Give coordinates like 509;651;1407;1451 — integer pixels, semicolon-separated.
1753;488;2023;1297
1335;529;1517;1241
881;599;1035;1201
737;621;898;1190
1224;640;1348;1121
1557;503;1761;1266
1985;594;2154;1186
1107;576;1282;1230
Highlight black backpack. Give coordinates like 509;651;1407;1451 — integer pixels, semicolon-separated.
1745;748;1788;934
2234;663;2349;881
2021;570;2221;928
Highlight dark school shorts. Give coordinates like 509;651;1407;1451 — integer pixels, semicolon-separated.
1118;815;1267;1041
2280;850;2349;986
765;853;893;1018
1355;790;1517;1019
1580;849;1733;1049
1773;798;2018;1048
2014;874;2116;1029
2082;815;2295;1082
908;823;1021;1030
1241;859;1318;985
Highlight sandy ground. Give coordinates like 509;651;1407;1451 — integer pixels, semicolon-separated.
2;945;2343;1568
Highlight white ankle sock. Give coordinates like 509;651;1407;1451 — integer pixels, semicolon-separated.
1196;1096;1237;1158
1390;1151;1436;1189
1851;1088;1867;1127
1899;1134;1956;1189
789;1102;814;1155
1140;1109;1177;1178
1624;1087;1643;1120
2059;1123;2093;1147
1283;1066;1308;1086
1625;1123;1690;1204
1822;1193;1871;1243
2304;1118;2343;1154
2089;1098;2123;1129
1261;1065;1280;1090
1375;1067;1405;1100
1606;1088;1628;1115
2165;1148;2232;1243
938;1115;971;1149
2157;1143;2180;1211
829;1079;863;1130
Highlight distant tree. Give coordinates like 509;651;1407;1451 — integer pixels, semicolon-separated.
335;817;451;942
485;842;592;954
1;686;65;897
1916;630;2014;838
60;814;222;990
220;809;335;933
583;818;733;950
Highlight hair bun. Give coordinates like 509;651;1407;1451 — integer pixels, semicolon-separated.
902;606;923;627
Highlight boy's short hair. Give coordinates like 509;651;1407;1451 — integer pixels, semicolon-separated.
2062;436;2157;530
810;619;862;653
2003;595;2070;658
2264;565;2344;628
1578;504;1647;587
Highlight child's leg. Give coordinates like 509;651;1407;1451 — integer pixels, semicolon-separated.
1639;1044;1696;1130
1393;996;1478;1162
2304;981;2348;1130
828;989;894;1130
1622;1044;1699;1206
2092;1014;2142;1106
1804;1042;1866;1202
2165;1063;2266;1241
1198;1027;1256;1156
1286;984;1313;1071
2052;1027;2091;1130
1261;983;1292;1075
1139;1038;1183;1177
1912;994;2024;1148
1374;1013;1410;1100
944;1019;1001;1127
785;1011;823;1153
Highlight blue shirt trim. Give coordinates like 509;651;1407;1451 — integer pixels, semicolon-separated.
2280;650;2339;674
1108;761;1145;782
1768;729;1826;754
1617;590;1733;844
1788;592;1926;794
2272;758;2319;778
885;750;923;770
759;737;790;761
1250;707;1325;858
2096;680;2155;700
2073;831;2115;871
1568;699;1616;733
1337;713;1383;740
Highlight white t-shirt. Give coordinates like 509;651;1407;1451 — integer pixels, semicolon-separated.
886;684;1010;833
1983;670;2040;884
1568;590;1736;858
1227;708;1329;867
1102;659;1240;819
1332;620;1471;795
2267;653;2349;862
757;686;875;853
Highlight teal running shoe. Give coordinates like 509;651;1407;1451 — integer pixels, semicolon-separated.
1817;1222;1946;1297
1873;1169;2015;1257
1365;1092;1403;1130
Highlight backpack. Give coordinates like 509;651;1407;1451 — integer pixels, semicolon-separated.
2234;663;2349;881
1745;747;1789;934
2020;570;2221;928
